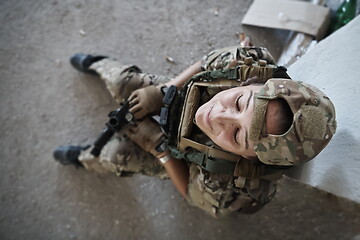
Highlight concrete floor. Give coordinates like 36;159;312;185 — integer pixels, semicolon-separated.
0;0;359;239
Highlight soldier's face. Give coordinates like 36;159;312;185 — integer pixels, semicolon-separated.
195;85;263;157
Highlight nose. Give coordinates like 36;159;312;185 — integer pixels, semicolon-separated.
213;109;238;128
219;111;236;122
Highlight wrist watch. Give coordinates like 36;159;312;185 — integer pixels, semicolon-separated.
159;154;171;164
155;140;171;164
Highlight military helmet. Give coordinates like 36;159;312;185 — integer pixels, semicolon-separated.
249;78;337;166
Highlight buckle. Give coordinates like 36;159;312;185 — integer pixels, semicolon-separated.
162;85;177;105
160;85;177;128
159;107;169;126
201;154;212;168
226;66;240;80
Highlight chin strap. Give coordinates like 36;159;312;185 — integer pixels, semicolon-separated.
173;137;289;181
179;138;240;162
169;146;239;175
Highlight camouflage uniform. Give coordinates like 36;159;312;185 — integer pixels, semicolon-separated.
78;46;288;217
184;46;283;217
184;46;336;217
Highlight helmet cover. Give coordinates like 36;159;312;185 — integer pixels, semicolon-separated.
249;79;337;165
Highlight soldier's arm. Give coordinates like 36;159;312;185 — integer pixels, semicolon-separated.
158;62;201;197
158;153;189;198
159;62;203;196
165;61;202;89
127;118;190;197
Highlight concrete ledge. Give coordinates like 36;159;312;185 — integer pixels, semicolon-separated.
286;16;360;203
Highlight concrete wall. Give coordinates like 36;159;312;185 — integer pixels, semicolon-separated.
286;16;360;203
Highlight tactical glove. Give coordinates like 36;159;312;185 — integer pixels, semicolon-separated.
126;117;164;157
128;84;165;119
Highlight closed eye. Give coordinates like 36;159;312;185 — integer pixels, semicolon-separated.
233;128;240;144
236;95;242;111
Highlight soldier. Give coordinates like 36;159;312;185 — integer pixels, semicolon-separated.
54;45;336;217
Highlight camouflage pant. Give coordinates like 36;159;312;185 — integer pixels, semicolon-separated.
78;58;169;178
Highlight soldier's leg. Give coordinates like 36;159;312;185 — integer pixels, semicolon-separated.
57;55;169;178
89;58;170;103
78;134;168;179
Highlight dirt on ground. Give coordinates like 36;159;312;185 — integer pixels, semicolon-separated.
0;0;359;239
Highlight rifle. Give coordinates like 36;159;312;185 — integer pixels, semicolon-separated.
90;85;177;157
90;101;133;157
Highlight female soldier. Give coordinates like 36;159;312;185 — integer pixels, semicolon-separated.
54;46;336;217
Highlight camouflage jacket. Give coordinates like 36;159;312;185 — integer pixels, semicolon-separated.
172;46;289;217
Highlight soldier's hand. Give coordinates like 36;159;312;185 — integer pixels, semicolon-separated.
128;85;165;119
126;117;164;157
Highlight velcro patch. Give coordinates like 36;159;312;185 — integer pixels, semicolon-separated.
299;105;326;140
249;98;268;141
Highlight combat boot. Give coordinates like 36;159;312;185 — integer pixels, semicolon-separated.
53;145;90;168
70;53;107;76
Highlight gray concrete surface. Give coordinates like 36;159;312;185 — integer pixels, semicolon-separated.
287;16;360;204
0;0;359;240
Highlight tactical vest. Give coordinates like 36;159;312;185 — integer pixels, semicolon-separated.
162;59;291;188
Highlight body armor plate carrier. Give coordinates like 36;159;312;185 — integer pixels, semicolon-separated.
160;60;291;183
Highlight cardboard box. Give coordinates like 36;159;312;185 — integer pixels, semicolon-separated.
242;0;330;40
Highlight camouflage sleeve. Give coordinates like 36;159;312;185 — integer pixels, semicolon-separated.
201;46;276;71
186;164;277;218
